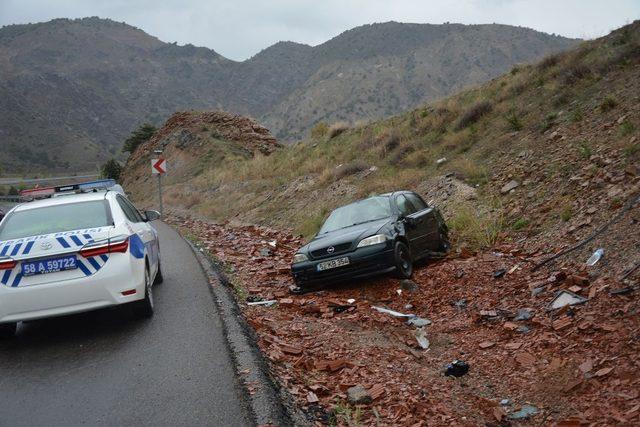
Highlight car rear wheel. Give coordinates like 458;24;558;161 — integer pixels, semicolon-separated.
0;322;17;339
437;226;451;252
394;241;413;279
133;268;154;319
153;262;164;285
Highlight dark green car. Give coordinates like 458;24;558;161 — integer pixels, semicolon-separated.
291;191;449;289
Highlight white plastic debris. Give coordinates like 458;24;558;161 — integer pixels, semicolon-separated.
396;289;403;296
406;317;432;327
372;306;415;318
247;300;277;307
347;298;356;304
548;291;588;310
436;157;447;165
268;240;277;248
586;248;604;266
414;329;430;349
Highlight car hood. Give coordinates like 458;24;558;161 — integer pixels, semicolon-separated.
306;218;391;254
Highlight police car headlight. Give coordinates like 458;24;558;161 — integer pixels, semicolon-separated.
357;234;387;248
292;253;309;264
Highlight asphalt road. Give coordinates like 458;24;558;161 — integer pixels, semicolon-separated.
0;222;253;426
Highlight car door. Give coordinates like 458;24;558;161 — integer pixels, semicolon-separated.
115;195;159;275
395;194;425;255
405;193;440;251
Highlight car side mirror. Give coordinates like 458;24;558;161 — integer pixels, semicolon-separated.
144;210;161;222
402;216;417;227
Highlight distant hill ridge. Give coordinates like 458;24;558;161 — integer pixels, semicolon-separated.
0;17;578;172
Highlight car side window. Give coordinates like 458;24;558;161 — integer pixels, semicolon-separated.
396;195;416;216
406;193;428;212
116;196;143;223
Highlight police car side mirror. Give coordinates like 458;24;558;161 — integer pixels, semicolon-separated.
144;210;161;222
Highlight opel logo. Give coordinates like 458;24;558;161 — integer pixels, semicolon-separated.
40;241;52;251
327;246;335;254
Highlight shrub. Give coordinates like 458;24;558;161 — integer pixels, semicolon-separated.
570;109;584;122
623;142;639;158
561;64;592;85
512;217;530;231
454;101;492;131
376;128;402;156
578;141;593;158
505;112;523;131
448;204;505;250
618;122;635;137
537;53;560;71
100;159;123;181
310;122;329;139
333;161;368;180
541;112;557;132
560;204;572;222
599;97;617;112
327;122;349;139
122;123;156;154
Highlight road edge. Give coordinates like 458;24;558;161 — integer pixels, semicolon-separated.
181;233;309;427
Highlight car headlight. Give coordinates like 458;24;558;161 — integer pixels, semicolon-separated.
357;234;388;248
292;253;309;264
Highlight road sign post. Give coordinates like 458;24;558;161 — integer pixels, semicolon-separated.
151;158;167;216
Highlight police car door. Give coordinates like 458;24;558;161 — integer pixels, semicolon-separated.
115;195;158;274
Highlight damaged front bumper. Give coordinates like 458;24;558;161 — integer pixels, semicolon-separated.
291;243;395;288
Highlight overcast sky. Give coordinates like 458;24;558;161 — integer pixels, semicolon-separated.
1;0;638;61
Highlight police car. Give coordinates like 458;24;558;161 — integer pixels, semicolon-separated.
0;180;162;338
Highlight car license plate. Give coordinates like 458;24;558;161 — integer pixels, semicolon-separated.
317;257;350;271
21;255;78;277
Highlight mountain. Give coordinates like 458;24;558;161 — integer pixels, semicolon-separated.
0;17;578;173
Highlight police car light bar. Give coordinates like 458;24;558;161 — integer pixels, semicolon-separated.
20;186;55;198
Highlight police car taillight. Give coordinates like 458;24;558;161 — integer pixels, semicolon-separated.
79;236;129;258
0;258;17;271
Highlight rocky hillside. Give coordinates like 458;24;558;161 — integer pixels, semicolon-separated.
121;111;279;202
0;17;577;173
124;21;640;277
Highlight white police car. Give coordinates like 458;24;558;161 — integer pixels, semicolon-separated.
0;181;162;337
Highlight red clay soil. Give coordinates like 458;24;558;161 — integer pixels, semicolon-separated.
169;215;639;426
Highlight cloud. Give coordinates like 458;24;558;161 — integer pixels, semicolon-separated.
1;0;638;60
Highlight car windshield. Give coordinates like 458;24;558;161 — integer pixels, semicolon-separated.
319;196;391;234
0;201;112;241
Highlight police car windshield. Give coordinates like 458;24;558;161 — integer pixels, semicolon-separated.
0;201;111;241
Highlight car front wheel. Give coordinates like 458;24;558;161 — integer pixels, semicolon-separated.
394;241;413;279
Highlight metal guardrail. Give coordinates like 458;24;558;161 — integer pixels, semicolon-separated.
0;196;25;203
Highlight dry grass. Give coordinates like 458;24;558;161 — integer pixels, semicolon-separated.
328;122;350;139
454;100;492;131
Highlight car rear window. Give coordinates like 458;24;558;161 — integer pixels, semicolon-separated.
0;200;112;241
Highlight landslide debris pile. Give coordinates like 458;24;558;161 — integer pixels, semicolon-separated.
122;111;279;200
170;215;640;425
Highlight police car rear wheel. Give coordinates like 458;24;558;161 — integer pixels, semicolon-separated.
133;268;154;319
0;322;17;339
153;262;164;285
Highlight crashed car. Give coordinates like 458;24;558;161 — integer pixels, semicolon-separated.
291;191;449;288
